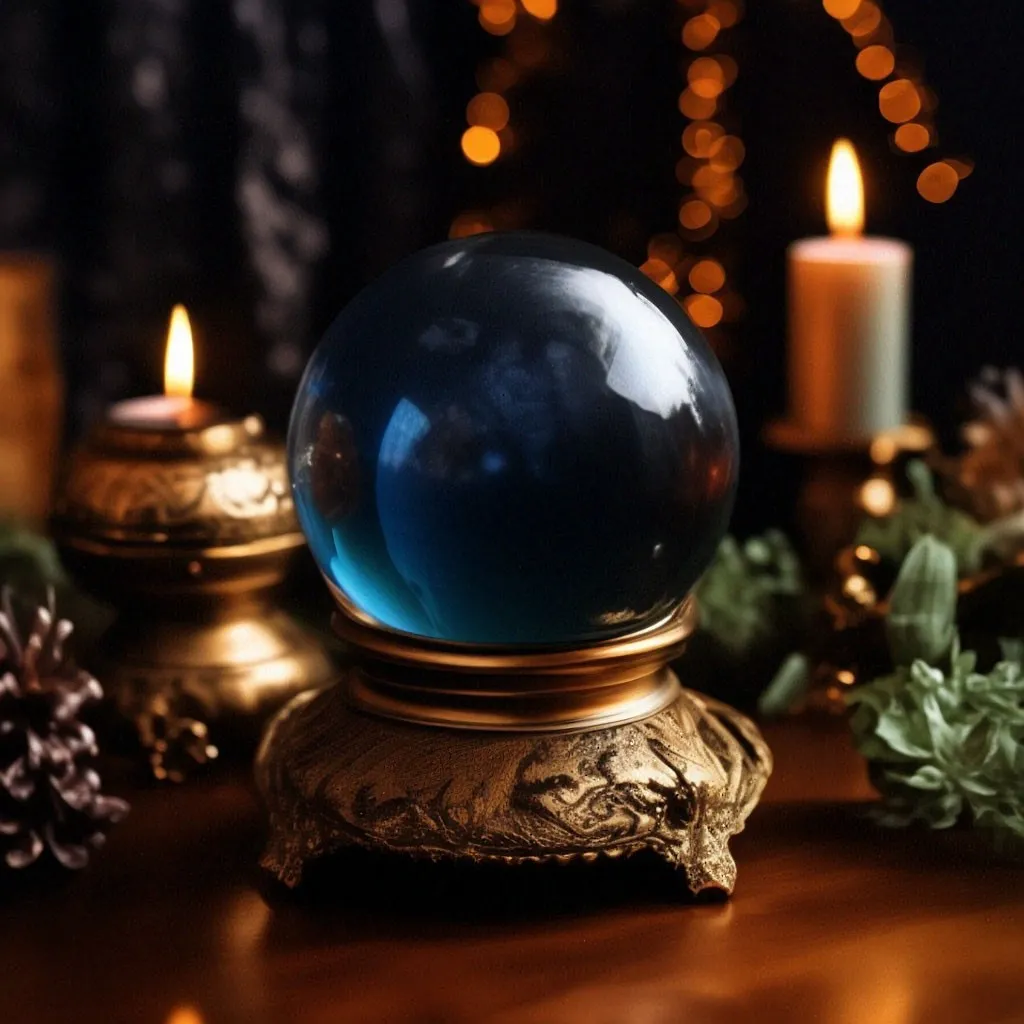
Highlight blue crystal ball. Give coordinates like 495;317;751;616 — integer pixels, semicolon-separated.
289;233;738;646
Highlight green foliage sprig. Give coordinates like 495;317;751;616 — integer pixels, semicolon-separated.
848;535;1024;846
694;530;804;658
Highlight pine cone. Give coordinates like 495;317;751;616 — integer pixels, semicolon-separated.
937;366;1024;522
0;589;128;870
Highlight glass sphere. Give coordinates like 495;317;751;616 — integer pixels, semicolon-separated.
289;232;738;646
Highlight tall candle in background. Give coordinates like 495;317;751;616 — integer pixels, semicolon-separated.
788;139;912;444
0;255;63;523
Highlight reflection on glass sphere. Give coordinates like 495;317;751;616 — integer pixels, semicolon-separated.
289;232;739;646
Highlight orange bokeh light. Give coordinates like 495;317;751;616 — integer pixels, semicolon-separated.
466;92;510;131
716;55;739;86
687;57;726;99
841;1;881;38
709;135;745;171
678;199;713;230
682;120;724;158
521;0;557;20
855;44;894;81
878;79;921;123
717;191;748;219
682;14;720;51
945;157;974;180
706;0;741;28
859;476;896;516
916;161;959;203
689;259;726;294
479;0;516;35
461;125;501;166
449;212;494;239
640;258;679;295
823;0;860;18
683;293;724;329
894;122;931;153
678;88;717;120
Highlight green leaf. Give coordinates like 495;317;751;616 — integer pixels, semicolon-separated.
885;536;958;667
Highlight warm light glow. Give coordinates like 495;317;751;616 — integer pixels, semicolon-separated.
878;79;921;124
823;0;861;18
683;293;724;329
894;122;931;153
165;1007;205;1024
449;211;494;239
675;156;699;184
859;476;896;517
687;58;726;99
647;233;685;266
826;139;864;237
717;55;739;87
855;44;894;81
682;14;720;51
706;0;740;29
478;0;516;35
945;157;974;180
461;125;501;166
916;161;959;204
689;259;726;294
869;434;898;464
639;258;679;295
521;0;557;20
679;198;713;230
709;135;745;171
682;120;724;158
466;92;510;131
841;1;881;38
678;89;717;120
164;304;194;399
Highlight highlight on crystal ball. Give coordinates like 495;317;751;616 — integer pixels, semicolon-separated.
288;232;739;646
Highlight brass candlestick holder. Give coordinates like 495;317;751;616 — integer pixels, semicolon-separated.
257;597;772;896
52;413;334;779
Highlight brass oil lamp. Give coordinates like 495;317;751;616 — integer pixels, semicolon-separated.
53;307;333;779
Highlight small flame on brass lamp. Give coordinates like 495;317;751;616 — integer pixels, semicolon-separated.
52;308;334;780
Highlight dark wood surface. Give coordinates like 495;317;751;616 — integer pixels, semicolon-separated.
2;718;1022;1024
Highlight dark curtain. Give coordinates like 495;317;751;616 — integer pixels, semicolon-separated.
1;0;1018;537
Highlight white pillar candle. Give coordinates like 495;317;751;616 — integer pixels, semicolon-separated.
787;139;912;444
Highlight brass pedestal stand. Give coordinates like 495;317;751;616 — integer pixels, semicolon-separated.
257;598;772;896
53;415;334;778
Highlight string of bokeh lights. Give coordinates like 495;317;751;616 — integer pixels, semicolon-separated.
451;0;971;311
641;0;747;335
450;0;558;239
821;0;973;203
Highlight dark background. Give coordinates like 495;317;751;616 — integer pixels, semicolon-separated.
2;0;1021;532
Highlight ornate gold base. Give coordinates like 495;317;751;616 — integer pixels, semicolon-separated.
96;606;335;779
256;674;772;896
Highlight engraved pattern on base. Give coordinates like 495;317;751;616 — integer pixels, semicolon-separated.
256;680;772;895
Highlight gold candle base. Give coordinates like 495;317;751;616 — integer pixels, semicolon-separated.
257;598;772;896
53;414;334;778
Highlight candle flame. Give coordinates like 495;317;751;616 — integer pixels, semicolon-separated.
826;138;864;237
164;304;194;398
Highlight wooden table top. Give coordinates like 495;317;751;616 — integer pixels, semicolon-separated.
2;717;1022;1024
